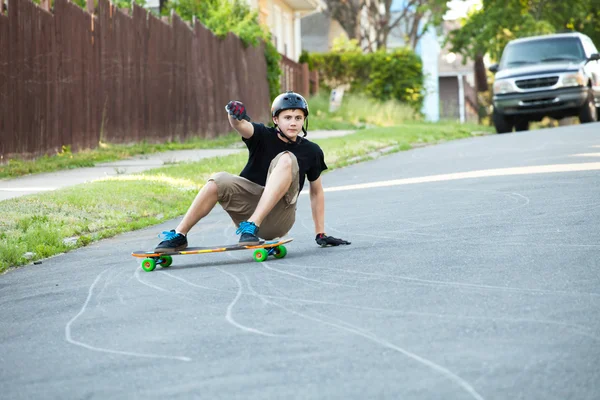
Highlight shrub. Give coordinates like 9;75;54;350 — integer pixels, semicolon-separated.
303;48;424;111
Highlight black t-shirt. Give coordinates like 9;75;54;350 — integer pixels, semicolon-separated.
240;123;327;192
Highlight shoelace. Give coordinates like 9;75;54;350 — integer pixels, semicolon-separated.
159;230;178;240
236;222;256;235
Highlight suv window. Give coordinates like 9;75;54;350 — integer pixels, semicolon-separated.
499;37;586;69
581;36;598;56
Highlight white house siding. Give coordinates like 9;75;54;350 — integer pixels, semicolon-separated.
416;26;440;122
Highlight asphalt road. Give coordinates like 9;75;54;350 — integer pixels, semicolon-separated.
2;123;600;400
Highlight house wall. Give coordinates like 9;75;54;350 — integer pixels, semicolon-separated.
328;19;348;46
439;76;478;122
439;77;460;120
300;12;329;53
256;0;299;60
301;12;348;53
144;0;159;14
417;26;440;122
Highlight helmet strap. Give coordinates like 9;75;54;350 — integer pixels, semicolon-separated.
274;125;300;144
302;117;309;137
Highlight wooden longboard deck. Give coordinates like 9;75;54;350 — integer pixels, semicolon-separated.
131;238;293;258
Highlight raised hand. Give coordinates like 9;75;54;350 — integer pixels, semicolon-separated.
225;100;250;121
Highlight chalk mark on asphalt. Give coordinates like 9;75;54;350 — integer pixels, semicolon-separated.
65;268;191;362
247;281;486;400
216;267;281;337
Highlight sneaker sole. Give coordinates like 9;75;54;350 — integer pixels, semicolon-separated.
239;240;261;246
154;245;188;253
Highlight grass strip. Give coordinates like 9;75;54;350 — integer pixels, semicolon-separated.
0;134;243;179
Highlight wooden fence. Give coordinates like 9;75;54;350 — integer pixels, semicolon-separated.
0;0;273;160
280;54;319;99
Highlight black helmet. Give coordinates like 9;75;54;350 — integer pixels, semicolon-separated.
271;91;309;117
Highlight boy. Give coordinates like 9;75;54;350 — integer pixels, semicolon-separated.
155;91;351;252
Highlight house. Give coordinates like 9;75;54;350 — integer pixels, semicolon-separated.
250;0;322;61
298;6;443;122
300;11;348;53
388;17;478;123
142;0;322;62
299;4;480;123
437;19;478;123
386;12;441;122
144;0;160;15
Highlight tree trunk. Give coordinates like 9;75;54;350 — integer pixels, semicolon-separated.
474;54;488;92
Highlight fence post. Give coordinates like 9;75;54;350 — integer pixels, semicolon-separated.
313;71;319;95
301;63;309;98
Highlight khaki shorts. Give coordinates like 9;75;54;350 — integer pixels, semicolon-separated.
209;151;300;240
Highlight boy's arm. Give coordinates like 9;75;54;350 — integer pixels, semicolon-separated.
228;115;254;139
309;176;325;234
226;101;254;139
310;176;351;247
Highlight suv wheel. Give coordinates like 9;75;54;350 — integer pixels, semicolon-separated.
515;119;529;131
493;109;513;134
579;89;598;123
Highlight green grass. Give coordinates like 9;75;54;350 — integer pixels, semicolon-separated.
0;121;493;273
0;134;243;179
308;92;418;130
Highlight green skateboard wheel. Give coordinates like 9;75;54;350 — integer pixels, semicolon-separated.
273;245;287;259
253;248;268;262
159;255;173;268
141;258;156;272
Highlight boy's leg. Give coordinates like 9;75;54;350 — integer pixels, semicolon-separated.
256;199;296;240
247;152;296;227
155;180;219;252
209;172;262;244
236;152;299;243
176;180;219;235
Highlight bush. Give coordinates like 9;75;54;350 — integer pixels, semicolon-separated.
308;92;419;128
303;48;424;111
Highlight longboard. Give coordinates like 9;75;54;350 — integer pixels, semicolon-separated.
132;238;293;272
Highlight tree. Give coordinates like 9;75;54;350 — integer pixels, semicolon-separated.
324;0;363;42
448;0;600;63
324;0;448;52
387;0;447;50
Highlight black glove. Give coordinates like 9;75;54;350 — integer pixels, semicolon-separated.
225;100;251;121
315;233;351;247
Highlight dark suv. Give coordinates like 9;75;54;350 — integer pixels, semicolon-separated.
489;32;600;133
